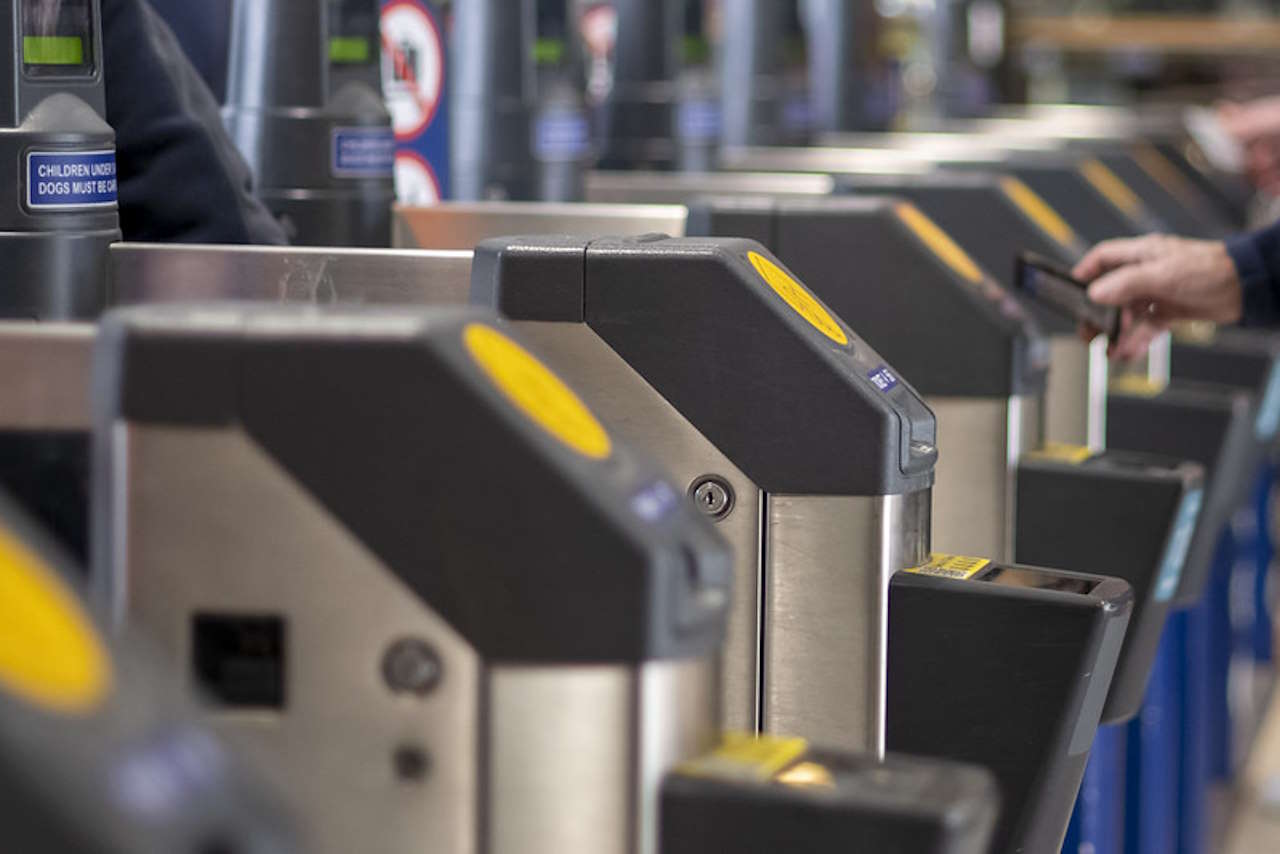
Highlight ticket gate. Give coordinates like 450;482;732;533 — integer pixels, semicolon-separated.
223;0;394;246
727;144;1158;245
90;300;1000;854
0;490;301;854
451;0;591;202
1;0;120;319
1169;329;1280;768
108;237;939;756
93;303;726;854
931;108;1253;229
326;0;381;95
835;172;1104;449
1107;379;1264;854
98;236;1134;854
391;212;1137;852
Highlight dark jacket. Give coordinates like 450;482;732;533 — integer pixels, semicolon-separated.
1227;220;1280;325
102;0;287;244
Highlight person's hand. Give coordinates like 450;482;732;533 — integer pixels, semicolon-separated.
1073;235;1242;361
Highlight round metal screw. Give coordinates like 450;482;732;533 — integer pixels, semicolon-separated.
393;745;430;782
690;477;734;520
382;638;442;697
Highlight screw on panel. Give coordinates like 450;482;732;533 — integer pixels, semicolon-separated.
381;638;442;696
689;476;734;520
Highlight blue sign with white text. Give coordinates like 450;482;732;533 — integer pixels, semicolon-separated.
332;128;396;178
27;150;117;209
868;365;899;393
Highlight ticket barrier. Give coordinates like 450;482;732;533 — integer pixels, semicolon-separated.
0;0;120;320
0;490;301;854
106;237;937;756
834;172;1104;449
1107;380;1264;854
816;129;1232;240
94;236;1137;854
223;0;394;246
673;197;1190;852
921;107;1253;229
720;143;1158;246
1018;449;1206;854
400;176;1105;457
393;204;1140;852
1170;329;1280;775
89;300;999;854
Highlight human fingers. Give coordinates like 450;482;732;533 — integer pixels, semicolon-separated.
1086;263;1164;308
1073;237;1156;282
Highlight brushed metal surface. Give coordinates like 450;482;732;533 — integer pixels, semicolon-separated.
487;659;716;854
928;395;1042;561
762;491;930;757
585;170;836;204
394;202;690;250
1087;337;1110;450
111;426;481;854
1044;335;1109;450
718;145;938;176
0;321;95;429
510;322;763;734
107;243;474;307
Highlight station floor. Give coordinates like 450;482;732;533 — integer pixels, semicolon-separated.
1225;679;1280;851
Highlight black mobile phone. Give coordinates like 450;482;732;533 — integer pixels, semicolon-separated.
1015;251;1121;342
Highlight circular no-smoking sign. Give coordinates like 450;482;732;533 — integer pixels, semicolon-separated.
381;0;445;141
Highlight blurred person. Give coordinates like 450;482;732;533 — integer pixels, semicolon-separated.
101;0;286;243
1219;96;1280;194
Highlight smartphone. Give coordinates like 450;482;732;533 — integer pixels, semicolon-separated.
1015;251;1121;342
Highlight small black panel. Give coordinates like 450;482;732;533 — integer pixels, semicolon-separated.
889;564;1132;854
192;614;287;709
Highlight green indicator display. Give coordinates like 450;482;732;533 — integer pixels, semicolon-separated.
23;36;84;65
329;36;371;64
532;38;564;65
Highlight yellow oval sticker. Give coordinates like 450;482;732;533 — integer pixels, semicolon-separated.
1080;159;1142;217
894;203;985;285
0;526;111;715
464;323;612;460
748;251;848;346
999;177;1079;251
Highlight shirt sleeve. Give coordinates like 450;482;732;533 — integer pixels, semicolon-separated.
1226;218;1280;327
101;0;288;245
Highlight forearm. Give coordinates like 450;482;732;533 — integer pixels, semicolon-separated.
1226;219;1280;326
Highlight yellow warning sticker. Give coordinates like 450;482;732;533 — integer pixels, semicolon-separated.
1079;159;1142;217
1109;374;1167;398
463;323;612;460
775;760;836;789
0;525;111;715
1029;442;1094;465
748;251;849;346
905;553;991;581
999;177;1080;251
1171;320;1217;344
1132;144;1200;210
677;732;809;783
894;203;985;285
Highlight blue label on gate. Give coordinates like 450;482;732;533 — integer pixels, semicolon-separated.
533;110;590;161
867;364;899;393
1153;487;1203;602
26;150;117;209
331;127;396;178
677;99;722;142
1254;361;1280;441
